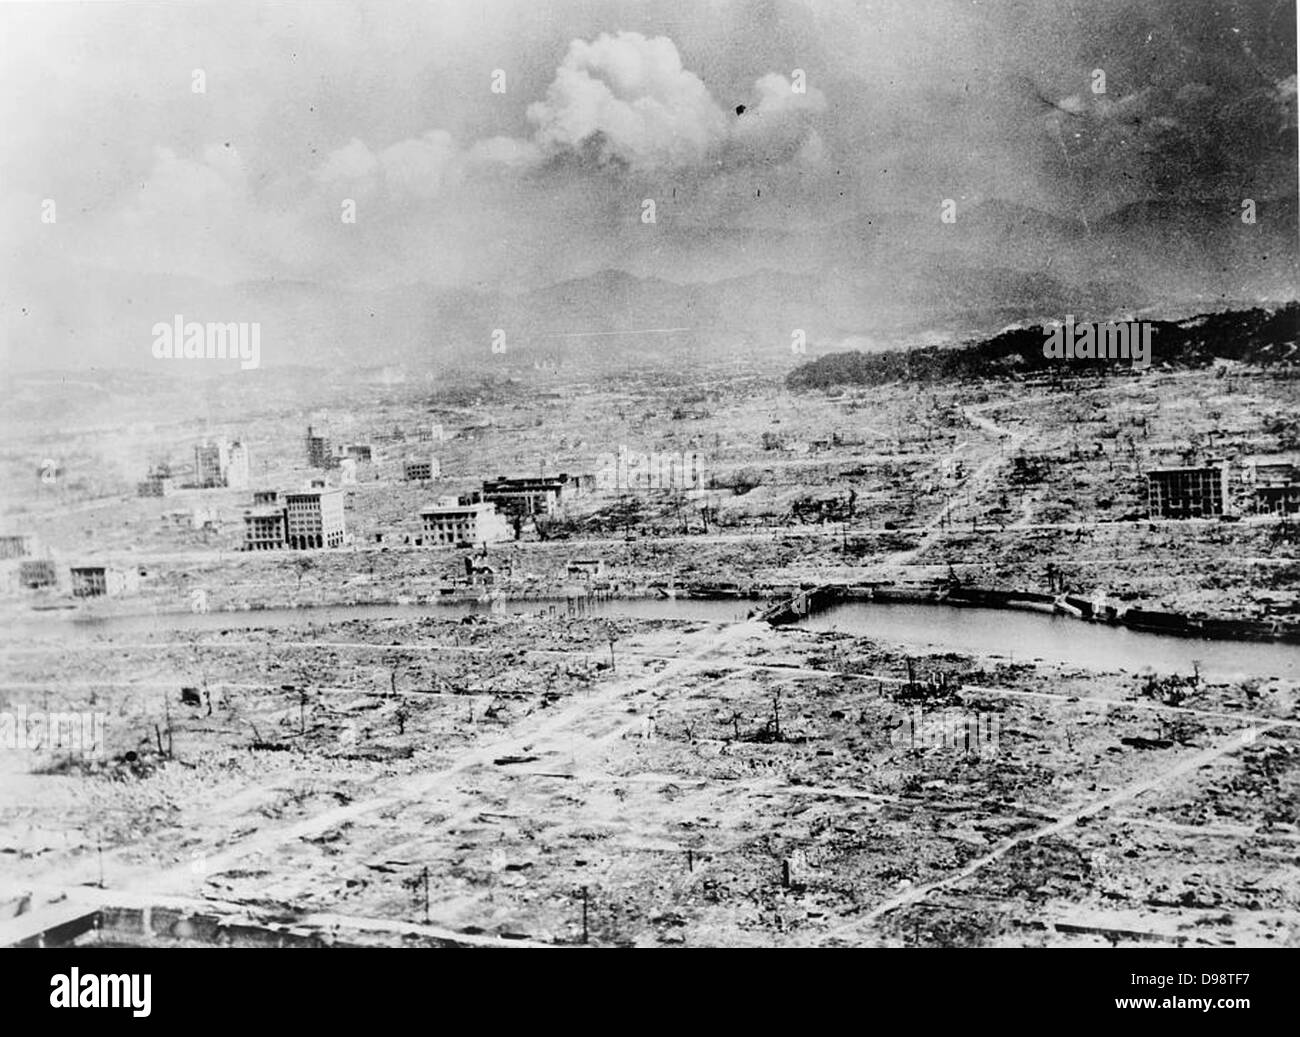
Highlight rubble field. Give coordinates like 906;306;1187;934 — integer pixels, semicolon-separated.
2;359;1298;945
3;363;1296;624
1;613;1295;947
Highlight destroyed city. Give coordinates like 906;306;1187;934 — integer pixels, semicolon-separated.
0;0;1297;1010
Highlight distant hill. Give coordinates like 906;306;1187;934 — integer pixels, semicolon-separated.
785;303;1300;390
4;191;1296;372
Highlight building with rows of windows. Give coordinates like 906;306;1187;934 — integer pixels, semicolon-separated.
419;498;511;548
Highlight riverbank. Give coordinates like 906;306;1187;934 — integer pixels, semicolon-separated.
757;581;1300;646
6;581;1298;682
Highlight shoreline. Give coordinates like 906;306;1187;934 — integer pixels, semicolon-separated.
9;578;1299;648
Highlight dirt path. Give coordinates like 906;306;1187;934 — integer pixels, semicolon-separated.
815;722;1277;944
67;618;766;900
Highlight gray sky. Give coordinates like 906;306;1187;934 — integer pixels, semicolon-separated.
1;0;1295;366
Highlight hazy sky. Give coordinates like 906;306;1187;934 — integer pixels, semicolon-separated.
1;0;1295;297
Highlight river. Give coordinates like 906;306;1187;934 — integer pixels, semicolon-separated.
12;596;1297;681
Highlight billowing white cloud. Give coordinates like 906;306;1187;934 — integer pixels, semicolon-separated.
22;23;838;297
750;72;826;117
523;32;828;171
313;138;379;184
730;72;827;164
312;29;828;205
526;31;728;170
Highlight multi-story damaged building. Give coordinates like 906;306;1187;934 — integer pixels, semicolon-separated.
419;498;511;548
0;534;58;593
480;473;588;518
136;463;175;497
17;559;58;590
226;441;250;489
1255;483;1300;514
194;440;229;488
339;444;373;464
0;535;35;561
69;565;139;598
285;483;347;549
305;425;336;469
1244;455;1300;515
404;457;441;482
1145;463;1230;519
193;438;250;489
241;485;346;550
242;491;288;550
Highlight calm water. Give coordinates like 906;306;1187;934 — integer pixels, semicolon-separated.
13;597;1297;681
800;602;1298;682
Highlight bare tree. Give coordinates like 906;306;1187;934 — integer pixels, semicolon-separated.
386;651;415;697
292;554;314;594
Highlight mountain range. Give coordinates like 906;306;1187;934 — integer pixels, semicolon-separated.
5;195;1295;373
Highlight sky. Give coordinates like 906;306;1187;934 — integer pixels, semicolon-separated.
0;0;1296;367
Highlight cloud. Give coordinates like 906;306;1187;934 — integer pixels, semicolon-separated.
75;145;259;282
749;72;826;117
314;132;459;199
523;31;830;173
310;29;829;195
313;128;540;203
526;31;728;171
730;72;827;165
134;146;243;217
467;135;543;169
313;138;379;184
378;129;460;198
